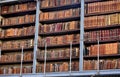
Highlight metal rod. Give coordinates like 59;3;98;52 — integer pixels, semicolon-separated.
33;0;40;73
97;35;100;74
80;0;84;71
20;46;24;77
69;42;72;75
0;48;1;58
44;42;47;77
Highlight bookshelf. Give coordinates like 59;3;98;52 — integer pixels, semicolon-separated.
0;0;120;77
0;0;36;74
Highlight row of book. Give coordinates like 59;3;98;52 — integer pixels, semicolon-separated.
37;47;79;59
1;2;36;14
1;14;35;26
86;43;120;56
0;66;32;74
84;59;120;70
40;21;80;33
1;39;34;50
40;0;80;8
39;34;80;46
40;8;80;20
0;52;33;63
87;0;120;14
0;26;35;38
84;13;120;28
37;61;79;72
85;28;120;42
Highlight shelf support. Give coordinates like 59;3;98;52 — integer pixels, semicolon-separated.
33;0;40;73
79;0;85;71
69;42;72;76
97;34;100;74
20;46;24;77
44;42;47;77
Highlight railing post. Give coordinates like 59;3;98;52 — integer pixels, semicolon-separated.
79;0;85;71
69;42;72;76
97;35;100;74
20;46;24;77
44;42;47;77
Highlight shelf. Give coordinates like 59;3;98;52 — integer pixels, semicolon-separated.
37;57;79;62
39;29;80;36
85;24;120;31
84;54;120;59
85;10;120;17
0;60;33;65
1;47;34;53
0;70;120;77
40;16;80;24
0;0;35;5
1;9;36;18
40;3;80;12
0;22;35;29
38;42;79;49
0;34;34;41
85;39;120;45
40;0;104;12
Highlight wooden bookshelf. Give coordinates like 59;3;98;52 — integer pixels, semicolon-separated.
39;29;80;36
1;9;36;17
40;16;80;24
0;60;33;65
0;22;35;29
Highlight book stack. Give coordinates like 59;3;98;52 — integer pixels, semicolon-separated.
39;34;80;46
84;13;120;28
1;2;36;14
1;14;35;26
37;47;79;59
0;26;35;38
87;1;120;14
37;61;79;72
84;59;120;70
85;28;120;42
41;0;80;8
0;52;33;63
40;21;80;33
0;66;32;74
86;43;120;56
40;8;80;20
2;39;34;50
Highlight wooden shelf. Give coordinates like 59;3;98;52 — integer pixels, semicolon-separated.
37;57;79;62
40;0;104;12
85;39;120;45
0;34;34;41
40;16;80;24
1;47;34;52
39;24;120;36
84;54;120;59
0;22;35;29
1;9;36;17
40;3;80;12
39;29;80;36
0;60;33;65
85;10;120;17
38;42;79;49
85;24;120;31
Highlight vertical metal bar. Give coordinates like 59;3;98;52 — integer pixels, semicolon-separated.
33;0;40;73
97;36;100;74
69;42;72;75
44;42;47;77
20;46;24;77
0;48;1;58
79;0;84;71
